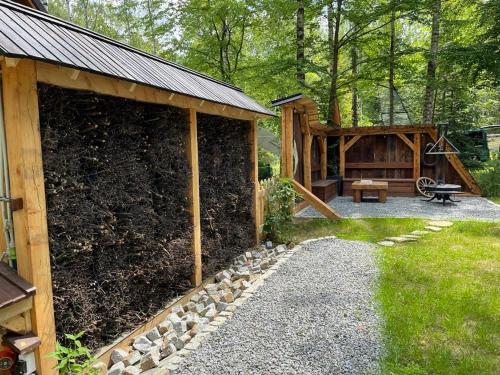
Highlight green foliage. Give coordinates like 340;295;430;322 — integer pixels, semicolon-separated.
472;157;500;198
263;178;299;242
48;332;97;375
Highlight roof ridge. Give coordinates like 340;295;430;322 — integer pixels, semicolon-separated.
1;0;244;93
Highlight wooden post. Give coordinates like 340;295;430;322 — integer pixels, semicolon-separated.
303;132;312;191
320;137;327;180
413;132;421;180
339;136;345;177
249;119;260;244
186;108;202;286
1;59;57;374
281;106;294;178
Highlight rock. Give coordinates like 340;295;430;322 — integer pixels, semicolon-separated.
204;284;219;294
123;351;141;366
122;366;141;375
194;303;205;314
139;347;160;371
225;304;237;312
233;254;247;264
216;302;228;312
215;270;232;282
171;305;184;317
161;342;177;358
265;240;273;249
204;308;217;321
158;319;172;335
146;327;162;342
385;236;416;242
260;259;270;270
425;226;442;232
170;335;185;350
108;362;125;375
275;244;287;254
402;234;420;240
269;257;278;265
110;348;129;364
179;333;191;345
235;271;251;281
245;251;253;259
172;320;187;334
153;338;164;347
92;361;107;374
219;278;232;290
141;367;170;375
209;294;221;304
200;303;216;317
241;280;252;290
190;293;202;304
377;241;395;247
233;290;242;299
221;292;234;303
411;230;429;235
167;313;182;324
427;220;453;227
132;336;152;353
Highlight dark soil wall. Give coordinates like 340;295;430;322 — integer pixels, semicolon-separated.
39;84;193;349
197;114;255;276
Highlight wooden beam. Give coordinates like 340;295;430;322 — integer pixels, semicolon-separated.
5;58;20;68
344;135;362;152
2;59;57;375
35;61;268;121
69;69;80;80
281;106;294;178
186;109;202;287
320;136;327;180
396;133;415;151
249;119;260;243
292;180;341;220
413;133;421;179
303;133;312;191
326;124;436;137
339;136;345;177
128;82;137;92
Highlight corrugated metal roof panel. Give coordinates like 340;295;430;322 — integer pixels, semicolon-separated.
0;1;273;116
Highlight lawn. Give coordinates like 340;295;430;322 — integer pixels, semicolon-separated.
286;218;500;374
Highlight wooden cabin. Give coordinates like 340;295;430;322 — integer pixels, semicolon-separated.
273;94;480;210
0;1;272;373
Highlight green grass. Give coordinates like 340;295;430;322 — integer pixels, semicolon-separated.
285;219;500;374
488;197;500;205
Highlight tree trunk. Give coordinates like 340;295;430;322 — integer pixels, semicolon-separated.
296;0;305;85
422;0;441;124
351;46;358;127
145;0;157;55
388;9;396;126
328;0;343;127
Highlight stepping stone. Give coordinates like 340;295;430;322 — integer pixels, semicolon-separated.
411;230;429;235
427;220;453;227
385;236;417;243
425;226;442;232
402;234;420;240
377;241;395;247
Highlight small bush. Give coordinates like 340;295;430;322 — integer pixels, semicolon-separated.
263;178;299;242
472;157;500;198
48;332;97;375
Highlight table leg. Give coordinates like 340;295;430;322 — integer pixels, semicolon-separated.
379;189;387;203
353;190;361;203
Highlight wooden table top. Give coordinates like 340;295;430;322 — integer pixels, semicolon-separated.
352;180;389;189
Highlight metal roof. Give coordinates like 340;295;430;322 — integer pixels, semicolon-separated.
271;93;304;107
0;1;273;116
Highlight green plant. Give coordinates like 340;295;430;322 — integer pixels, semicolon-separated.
263;178;298;242
48;332;98;374
472;157;500;198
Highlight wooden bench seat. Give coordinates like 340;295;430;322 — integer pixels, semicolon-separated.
352;181;388;203
312;179;337;202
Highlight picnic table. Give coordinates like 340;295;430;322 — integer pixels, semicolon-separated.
423;183;463;205
352;180;388;203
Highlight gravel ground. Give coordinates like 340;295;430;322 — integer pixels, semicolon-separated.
296;196;500;221
176;238;382;375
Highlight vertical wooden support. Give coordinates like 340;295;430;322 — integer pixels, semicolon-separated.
249;119;260;243
281;106;294;178
186;108;202;286
413;133;421;179
339;136;345;177
320;136;328;180
303;132;312;191
1;59;57;374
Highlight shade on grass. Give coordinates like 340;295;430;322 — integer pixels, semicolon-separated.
286;218;500;374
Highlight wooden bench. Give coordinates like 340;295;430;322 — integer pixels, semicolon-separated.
352;180;388;203
312;179;337;202
343;178;415;197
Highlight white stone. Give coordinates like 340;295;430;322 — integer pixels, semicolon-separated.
110;348;129;364
377;241;395;247
427;220;453;227
107;362;125;375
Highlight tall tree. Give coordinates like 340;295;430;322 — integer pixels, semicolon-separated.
422;0;441;123
327;0;343;126
296;0;306;85
350;45;359;127
388;8;396;126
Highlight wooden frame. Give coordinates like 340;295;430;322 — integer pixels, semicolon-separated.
0;57;269;374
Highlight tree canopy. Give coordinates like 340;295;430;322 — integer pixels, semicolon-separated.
48;0;499;131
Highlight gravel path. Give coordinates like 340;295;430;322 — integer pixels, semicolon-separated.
176;238;382;375
296;196;500;221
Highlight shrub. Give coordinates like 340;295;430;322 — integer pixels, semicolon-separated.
263;178;299;242
472;156;500;197
48;332;97;375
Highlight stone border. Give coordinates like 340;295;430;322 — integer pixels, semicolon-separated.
102;242;309;375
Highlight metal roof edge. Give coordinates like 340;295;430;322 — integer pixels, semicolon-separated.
271;93;304;107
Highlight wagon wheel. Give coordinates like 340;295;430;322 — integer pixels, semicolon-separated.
416;177;436;198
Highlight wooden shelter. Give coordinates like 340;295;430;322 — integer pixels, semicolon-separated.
273;94;480;213
0;1;272;373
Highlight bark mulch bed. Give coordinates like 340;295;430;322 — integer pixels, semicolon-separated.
197;114;255;277
39;85;193;349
